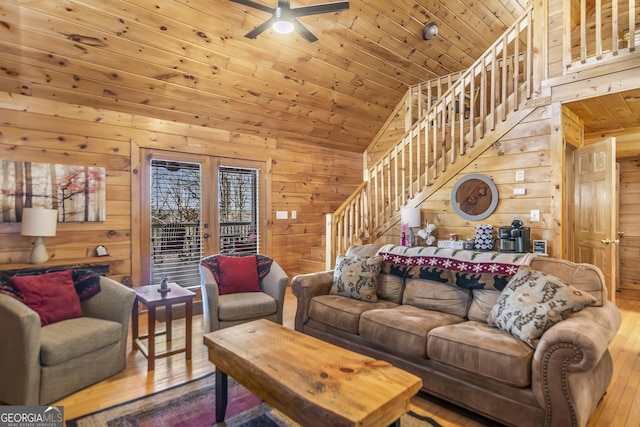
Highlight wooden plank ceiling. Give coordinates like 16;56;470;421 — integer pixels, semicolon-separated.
0;0;530;153
565;89;640;134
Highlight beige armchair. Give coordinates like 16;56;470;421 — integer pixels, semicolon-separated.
200;255;288;332
0;276;135;405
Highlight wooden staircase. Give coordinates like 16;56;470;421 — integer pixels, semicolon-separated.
297;239;326;274
323;5;538;269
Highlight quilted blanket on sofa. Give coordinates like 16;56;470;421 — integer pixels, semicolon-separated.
377;244;542;291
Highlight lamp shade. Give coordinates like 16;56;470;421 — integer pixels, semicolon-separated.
401;207;421;227
21;208;58;237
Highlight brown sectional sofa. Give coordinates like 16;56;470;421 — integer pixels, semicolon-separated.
292;244;622;427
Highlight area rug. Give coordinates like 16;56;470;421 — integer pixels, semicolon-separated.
66;372;442;427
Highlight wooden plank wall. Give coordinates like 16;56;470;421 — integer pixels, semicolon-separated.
618;157;640;290
0;92;362;284
376;106;556;255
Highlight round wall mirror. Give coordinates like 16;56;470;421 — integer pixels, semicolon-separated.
451;174;499;221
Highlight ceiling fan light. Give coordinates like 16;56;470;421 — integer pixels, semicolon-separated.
273;19;294;34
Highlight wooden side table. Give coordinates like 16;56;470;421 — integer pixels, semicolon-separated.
131;282;195;371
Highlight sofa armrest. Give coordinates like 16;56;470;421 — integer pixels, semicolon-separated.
0;294;42;405
291;271;333;331
532;301;621;427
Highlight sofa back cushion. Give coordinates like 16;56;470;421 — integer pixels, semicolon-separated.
529;257;606;305
467;289;502;322
377;274;404;304
402;278;470;318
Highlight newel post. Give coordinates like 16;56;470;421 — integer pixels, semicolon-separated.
325;213;334;270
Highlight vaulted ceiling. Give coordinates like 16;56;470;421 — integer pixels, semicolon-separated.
0;0;530;153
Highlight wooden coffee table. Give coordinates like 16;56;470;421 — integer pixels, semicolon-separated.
203;319;422;426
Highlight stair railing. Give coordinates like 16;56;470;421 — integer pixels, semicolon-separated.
325;181;369;268
327;5;535;265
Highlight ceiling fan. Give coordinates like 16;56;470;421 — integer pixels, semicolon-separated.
231;0;350;42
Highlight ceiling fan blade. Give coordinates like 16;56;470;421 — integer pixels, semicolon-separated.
292;18;318;42
290;1;349;17
230;0;274;14
245;17;276;39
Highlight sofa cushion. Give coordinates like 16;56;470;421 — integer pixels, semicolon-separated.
330;255;383;302
402;278;471;318
308;295;398;334
427;321;534;387
218;292;277;321
467;289;502;322
377;274;404;304
360;305;464;358
40;317;122;366
10;270;83;326
529;257;607;305
488;266;597;348
346;244;383;257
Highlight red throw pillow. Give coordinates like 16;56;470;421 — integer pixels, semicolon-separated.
10;269;83;326
216;255;261;295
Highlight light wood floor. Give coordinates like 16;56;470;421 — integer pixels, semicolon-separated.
54;288;640;426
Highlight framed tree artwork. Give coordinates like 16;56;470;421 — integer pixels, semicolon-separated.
0;160;106;223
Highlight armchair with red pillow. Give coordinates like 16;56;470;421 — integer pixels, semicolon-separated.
199;254;289;332
0;269;135;405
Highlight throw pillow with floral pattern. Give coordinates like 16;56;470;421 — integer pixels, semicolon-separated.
330;255;383;302
488;265;596;347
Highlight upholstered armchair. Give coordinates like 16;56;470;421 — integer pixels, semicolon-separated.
200;254;289;332
0;275;135;405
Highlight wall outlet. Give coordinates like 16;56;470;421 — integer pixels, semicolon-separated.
276;211;288;220
530;209;540;222
513;188;526;196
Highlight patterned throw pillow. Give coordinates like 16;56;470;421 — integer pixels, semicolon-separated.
487;266;596;348
330;255;383;302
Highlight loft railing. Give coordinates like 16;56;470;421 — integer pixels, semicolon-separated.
326;6;535;268
563;0;637;70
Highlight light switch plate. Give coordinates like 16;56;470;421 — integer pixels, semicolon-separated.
515;170;525;182
276;211;288;220
530;209;540;222
291;210;297;219
513;188;526;195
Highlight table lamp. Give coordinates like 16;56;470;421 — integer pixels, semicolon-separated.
21;207;58;264
401;207;421;247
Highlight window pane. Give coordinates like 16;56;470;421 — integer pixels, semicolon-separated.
218;167;259;254
150;160;202;288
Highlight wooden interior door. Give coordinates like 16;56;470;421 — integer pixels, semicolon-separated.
573;137;618;302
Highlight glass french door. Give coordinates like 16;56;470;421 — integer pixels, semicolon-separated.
140;151;264;288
